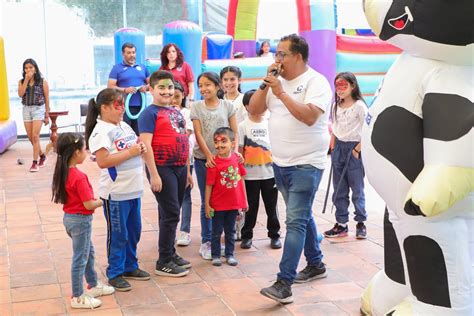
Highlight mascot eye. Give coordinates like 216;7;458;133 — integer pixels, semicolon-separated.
388;6;414;30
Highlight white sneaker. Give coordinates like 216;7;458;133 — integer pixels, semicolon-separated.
86;280;115;297
176;231;191;246
199;241;212;260
71;294;102;309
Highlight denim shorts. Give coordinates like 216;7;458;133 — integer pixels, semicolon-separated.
23;104;45;121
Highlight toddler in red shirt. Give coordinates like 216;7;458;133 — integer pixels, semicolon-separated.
205;127;248;266
52;133;114;309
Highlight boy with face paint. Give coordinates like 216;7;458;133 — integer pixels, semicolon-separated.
205;127;248;267
138;71;193;277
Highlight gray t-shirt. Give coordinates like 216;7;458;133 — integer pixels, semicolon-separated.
190;99;236;159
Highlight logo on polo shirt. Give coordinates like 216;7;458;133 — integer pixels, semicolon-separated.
114;138;127;151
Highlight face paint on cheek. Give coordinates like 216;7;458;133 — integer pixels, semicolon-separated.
335;80;349;92
113;99;124;110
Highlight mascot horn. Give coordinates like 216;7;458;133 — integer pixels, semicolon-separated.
360;1;473;315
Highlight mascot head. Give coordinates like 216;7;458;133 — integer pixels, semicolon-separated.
364;0;473;65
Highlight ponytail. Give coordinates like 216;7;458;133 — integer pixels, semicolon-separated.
84;98;99;148
84;88;122;148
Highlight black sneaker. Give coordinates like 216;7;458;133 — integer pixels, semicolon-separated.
260;279;293;304
155;261;189;277
324;223;348;238
240;239;252;249
123;268;151;280
356;222;367;239
270;238;282;249
108;276;131;292
294;262;327;283
172;253;192;269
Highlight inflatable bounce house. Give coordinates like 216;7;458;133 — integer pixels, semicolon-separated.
113;0;400;107
361;0;473;315
0;36;17;154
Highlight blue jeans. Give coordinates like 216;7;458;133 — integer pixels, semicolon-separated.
63;213;97;297
102;198;142;280
180;166;193;233
332;140;367;224
194;158;212;243
211;210;238;258
273;164;324;284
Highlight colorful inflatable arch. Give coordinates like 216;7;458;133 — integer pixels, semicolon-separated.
0;36;17;153
227;0;401;104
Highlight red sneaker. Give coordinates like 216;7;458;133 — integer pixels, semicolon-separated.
29;162;39;172
38;154;47;167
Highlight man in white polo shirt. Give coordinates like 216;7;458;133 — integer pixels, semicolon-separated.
249;33;332;304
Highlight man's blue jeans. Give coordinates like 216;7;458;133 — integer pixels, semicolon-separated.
273;164;324;284
63;213;97;297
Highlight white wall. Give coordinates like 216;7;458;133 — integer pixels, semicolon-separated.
2;1;95;91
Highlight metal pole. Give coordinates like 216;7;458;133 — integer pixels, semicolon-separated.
42;0;49;76
123;0;127;28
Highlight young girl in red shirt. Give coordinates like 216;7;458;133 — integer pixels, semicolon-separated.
52;133;114;309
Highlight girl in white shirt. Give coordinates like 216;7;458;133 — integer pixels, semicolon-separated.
324;72;369;240
220;66;245;124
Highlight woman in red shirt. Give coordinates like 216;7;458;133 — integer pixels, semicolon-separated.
159;43;195;102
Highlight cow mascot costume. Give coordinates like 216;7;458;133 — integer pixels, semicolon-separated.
360;1;473;315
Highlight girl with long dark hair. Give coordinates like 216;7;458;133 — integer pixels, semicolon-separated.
325;72;368;239
17;58;50;172
52;132;115;309
85;88;149;292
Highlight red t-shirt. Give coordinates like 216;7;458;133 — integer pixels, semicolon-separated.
206;153;248;211
63;167;95;215
159;62;194;97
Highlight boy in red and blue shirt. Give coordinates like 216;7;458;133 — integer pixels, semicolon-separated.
205;127;248;267
138;70;193;277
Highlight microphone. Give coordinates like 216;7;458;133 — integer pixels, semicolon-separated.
259;68;279;90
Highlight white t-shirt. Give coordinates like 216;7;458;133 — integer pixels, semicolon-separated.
180;107;195;165
225;93;246;124
266;67;332;169
88;119;144;201
331;100;367;142
180;107;193;132
238;117;274;180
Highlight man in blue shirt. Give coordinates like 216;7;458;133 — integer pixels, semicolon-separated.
108;42;150;135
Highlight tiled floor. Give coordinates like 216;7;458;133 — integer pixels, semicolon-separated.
0;139;386;315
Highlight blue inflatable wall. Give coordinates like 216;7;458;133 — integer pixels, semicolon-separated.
206;33;233;60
